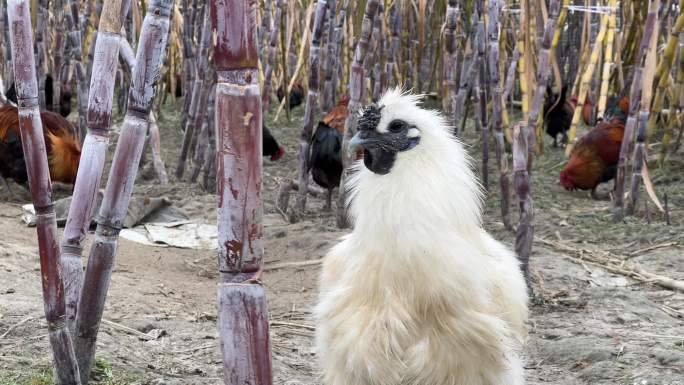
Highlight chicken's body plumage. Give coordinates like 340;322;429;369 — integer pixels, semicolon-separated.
560;96;629;195
544;86;574;147
276;83;305;110
315;90;528;385
263;124;285;161
5;74;72;118
309;96;349;210
0;105;81;187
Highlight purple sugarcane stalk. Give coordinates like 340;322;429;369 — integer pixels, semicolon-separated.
210;0;273;383
487;0;512;230
336;0;379;228
7;1;81;383
290;0;328;223
60;0;130;343
73;2;175;382
614;1;658;221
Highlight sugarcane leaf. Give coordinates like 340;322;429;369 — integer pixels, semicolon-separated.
641;162;664;212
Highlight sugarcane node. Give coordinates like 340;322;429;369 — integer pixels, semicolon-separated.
16;96;40;108
95;220;123;236
126;107;152;119
34;213;58;227
32;202;56;215
47;317;67;332
220;271;261;284
60;244;84;255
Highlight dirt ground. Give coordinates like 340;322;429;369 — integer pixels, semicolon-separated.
0;98;683;385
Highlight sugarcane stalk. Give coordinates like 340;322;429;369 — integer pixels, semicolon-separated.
74;2;174;381
51;0;65;114
321;0;337;111
148;112;169;185
34;0;48;109
525;0;561;159
190;79;214;184
503;44;520;105
650;0;684;147
290;0;327;223
371;3;383;102
453;11;479;134
7;1;82;383
565;11;609;157
487;0;512;230
404;1;414;90
474;20;490;190
60;0;129;346
614;0;659;222
627;4;660;215
201;82;217;192
661;19;684;163
548;0;569;93
273;2;315;121
1;2;12;86
211;0;273;383
259;0;271;53
66;0;89;142
388;0;401;87
336;0;379;229
85;3;103;84
262;0;282;110
597;0;618;119
176;4;210;179
512;122;533;290
443;0;458;121
181;0;197;129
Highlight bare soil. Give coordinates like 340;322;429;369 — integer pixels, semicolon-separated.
1;99;683;385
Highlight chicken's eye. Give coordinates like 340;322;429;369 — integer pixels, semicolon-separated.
388;120;406;133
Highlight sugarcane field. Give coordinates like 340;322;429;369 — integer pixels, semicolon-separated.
1;0;684;384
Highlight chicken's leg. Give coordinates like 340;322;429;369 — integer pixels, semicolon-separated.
325;188;333;211
590;188;599;200
590;187;610;200
0;176;16;200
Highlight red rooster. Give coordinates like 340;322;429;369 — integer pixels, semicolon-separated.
0;105;81;197
560;96;629;199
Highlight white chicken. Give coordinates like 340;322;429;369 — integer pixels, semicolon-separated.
315;89;529;385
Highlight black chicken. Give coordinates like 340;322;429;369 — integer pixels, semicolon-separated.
543;85;575;147
263;124;285;161
5;74;72;118
308;95;349;210
310;121;343;210
276;83;305;111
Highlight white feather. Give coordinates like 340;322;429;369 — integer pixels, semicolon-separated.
315;88;529;385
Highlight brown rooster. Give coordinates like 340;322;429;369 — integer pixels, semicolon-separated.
0;105;80;197
560;96;629;199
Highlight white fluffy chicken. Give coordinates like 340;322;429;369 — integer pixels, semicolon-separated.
314;89;529;385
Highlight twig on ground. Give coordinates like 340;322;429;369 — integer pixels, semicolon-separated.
0;316;36;339
264;259;323;272
536;237;684;292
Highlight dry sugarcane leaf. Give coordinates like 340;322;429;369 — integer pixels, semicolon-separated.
641;162;665;212
274;1;315;121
